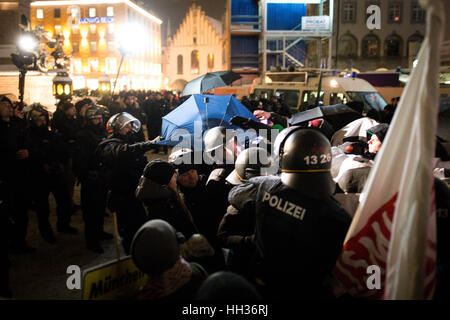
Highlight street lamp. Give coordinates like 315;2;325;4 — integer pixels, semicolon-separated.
111;24;146;94
52;71;73;101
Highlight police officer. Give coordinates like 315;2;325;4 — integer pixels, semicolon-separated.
230;127;352;299
96;112;157;254
73;106;113;253
28;104;77;240
218;147;272;279
203;126;238;218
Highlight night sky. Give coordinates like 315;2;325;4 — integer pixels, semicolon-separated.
143;0;227;42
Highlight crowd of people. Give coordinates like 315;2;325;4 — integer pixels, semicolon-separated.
0;90;449;300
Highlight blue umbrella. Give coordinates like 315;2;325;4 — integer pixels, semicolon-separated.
157;94;257;148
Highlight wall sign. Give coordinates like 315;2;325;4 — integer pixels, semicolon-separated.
79;17;115;24
301;16;330;31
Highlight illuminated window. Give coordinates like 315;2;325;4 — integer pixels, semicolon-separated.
72;24;79;34
72;41;79;54
88;58;99;72
191;50;200;74
107;41;115;52
73;58;82;73
388;2;401;23
89;7;96;18
36;9;43;19
54;8;61;18
90;25;97;34
107;6;114;17
90;41;97;53
70;7;79;18
207;53;214;72
55;25;62;35
362;34;380;57
105;57;117;74
108;24;114;35
177;55;183;74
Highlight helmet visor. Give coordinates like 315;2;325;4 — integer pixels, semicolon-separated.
117;113;141;133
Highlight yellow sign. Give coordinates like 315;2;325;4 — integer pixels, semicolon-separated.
82;256;148;300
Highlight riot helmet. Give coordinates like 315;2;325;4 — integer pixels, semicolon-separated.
275;126;335;198
130;219;180;276
226;147;272;185
106;111;141;135
203;126;239;164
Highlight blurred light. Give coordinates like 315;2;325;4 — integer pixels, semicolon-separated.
18;34;38;52
116;23;147;54
413;59;418;68
87;79;99;90
330;79;338;87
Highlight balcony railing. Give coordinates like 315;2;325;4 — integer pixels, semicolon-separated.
231;15;261;31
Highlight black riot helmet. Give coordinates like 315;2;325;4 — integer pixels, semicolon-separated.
226;147;272;185
274;126;335;198
106;111;141;135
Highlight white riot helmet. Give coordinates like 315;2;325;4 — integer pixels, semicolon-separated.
106;112;141;135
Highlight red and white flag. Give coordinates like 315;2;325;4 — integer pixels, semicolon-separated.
333;0;444;300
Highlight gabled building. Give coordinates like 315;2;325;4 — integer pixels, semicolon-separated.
163;3;225;91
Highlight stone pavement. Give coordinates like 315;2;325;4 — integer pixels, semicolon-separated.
8;151;169;300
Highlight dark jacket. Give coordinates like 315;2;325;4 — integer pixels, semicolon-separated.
50;113;77;160
28;125;70;179
73;124;107;183
0;119;19;184
136;176;197;239
96;134;152;194
234;176;351;299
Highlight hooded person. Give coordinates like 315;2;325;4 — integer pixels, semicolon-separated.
131;219;208;300
136;159;199;240
136;159;216;268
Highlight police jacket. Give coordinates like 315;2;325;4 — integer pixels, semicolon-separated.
136;176;197;239
73;124;106;183
28;125;70;179
243;176;351;298
96;134;152;194
206;165;235;217
217;178;260;251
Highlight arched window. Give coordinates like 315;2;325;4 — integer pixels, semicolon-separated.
191;50;199;74
338;33;358;57
361;33;380;58
385;33;403;57
207;53;214;72
407;33;424;59
177;55;183;75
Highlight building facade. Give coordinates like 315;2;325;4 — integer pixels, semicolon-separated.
332;0;428;71
163;3;225;91
30;0;163;91
0;0;31;72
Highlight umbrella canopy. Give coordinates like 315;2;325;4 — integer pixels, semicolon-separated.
181;71;241;96
158;94;256;147
289;104;362;131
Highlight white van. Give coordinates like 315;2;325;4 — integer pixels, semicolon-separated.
252;71;387;113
